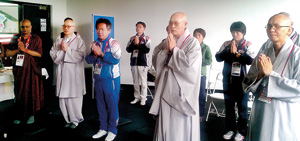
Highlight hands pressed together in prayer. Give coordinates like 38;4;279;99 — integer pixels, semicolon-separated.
134;36;140;45
61;40;69;52
91;43;104;57
18;42;25;52
167;33;176;53
230;41;241;58
258;54;273;77
230;41;237;54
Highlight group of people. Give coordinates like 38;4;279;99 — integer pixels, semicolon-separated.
4;11;300;141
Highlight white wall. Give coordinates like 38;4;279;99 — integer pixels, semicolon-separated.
9;0;300;85
64;0;300;84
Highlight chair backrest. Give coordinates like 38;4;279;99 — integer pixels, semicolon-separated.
206;63;223;91
212;72;223;94
147;65;156;82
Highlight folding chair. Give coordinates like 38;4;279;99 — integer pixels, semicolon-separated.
206;72;225;121
247;92;255;121
205;63;223;101
147;65;155;99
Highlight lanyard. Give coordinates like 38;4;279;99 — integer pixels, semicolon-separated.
96;37;110;54
103;37;110;54
241;40;246;50
18;34;31;49
179;34;190;49
281;44;295;76
61;35;77;46
139;35;145;44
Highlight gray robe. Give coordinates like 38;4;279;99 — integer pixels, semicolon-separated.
149;29;202;141
290;29;300;47
243;38;300;141
50;33;86;98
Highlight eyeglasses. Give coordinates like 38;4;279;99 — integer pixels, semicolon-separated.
62;25;74;28
265;24;290;30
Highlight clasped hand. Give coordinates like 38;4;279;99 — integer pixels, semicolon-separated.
91;43;103;56
18;42;25;52
61;40;69;52
167;33;176;53
258;54;273;77
134;36;140;45
230;41;237;54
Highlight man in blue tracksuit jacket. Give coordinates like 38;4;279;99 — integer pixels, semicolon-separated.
85;18;121;141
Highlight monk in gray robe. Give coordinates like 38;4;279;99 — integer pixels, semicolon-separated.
50;17;86;129
264;12;300;48
149;12;202;141
243;14;300;140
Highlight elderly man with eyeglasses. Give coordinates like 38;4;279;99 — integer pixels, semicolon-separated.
50;17;86;129
243;13;300;140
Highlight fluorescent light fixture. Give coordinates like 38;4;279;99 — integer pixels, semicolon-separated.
0;34;14;38
0;2;18;6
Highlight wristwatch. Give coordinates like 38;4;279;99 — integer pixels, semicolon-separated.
235;52;239;55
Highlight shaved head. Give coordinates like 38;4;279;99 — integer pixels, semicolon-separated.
267;14;292;45
269;13;292;25
21;19;31;25
170;12;187;23
278;12;290;18
63;18;76;38
278;12;294;29
20;19;32;35
169;12;187;39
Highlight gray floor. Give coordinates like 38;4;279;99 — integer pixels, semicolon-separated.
0;85;235;141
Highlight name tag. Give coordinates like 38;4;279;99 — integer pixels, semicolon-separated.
94;63;102;75
133;49;139;58
16;54;25;67
231;62;241;76
258;86;272;104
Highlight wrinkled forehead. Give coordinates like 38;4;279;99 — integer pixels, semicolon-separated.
268;15;291;26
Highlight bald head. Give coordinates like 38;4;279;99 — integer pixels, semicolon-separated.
267;14;292;45
21;19;31;25
63;18;76;38
278;12;294;28
170;12;187;23
20;19;32;35
169;12;187;39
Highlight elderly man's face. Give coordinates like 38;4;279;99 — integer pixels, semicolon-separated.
266;15;292;43
63;20;76;37
169;14;186;38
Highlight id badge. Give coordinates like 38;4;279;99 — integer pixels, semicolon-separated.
133;49;139;58
231;62;241;76
258;86;272;104
94;63;102;75
16;54;25;67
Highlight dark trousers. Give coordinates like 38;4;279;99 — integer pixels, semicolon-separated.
199;76;207;117
224;79;249;136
